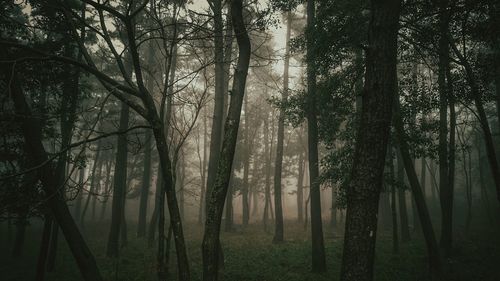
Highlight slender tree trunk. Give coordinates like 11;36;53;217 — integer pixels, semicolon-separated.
199;113;208;225
420;159;427;198
205;0;226;215
148;169;161;247
298;149;305;223
272;10;292;243
250;152;260;219
74;166;85;221
394;91;442;277
389;150;399;254
99;159;113;222
331;186;337;227
411;191;420;232
379;191;392;231
91;154;104;222
35;216;53;281
340;0;401;279
152;126;189;281
179;152;186;222
243;95;250;226
47;40;80;271
435;0;454;256
202;1;251;278
397;152;411;242
477;137;492;221
12;213;27;257
81;144;102;227
429;160;438;208
305;1;326;271
106;102;129;257
463;148;472;233
263;114;272;231
137;130;152;237
46;217;59;271
120;206;128;248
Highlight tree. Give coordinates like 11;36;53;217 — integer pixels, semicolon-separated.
306;0;326;272
340;0;401;280
106;101;129;257
202;0;251;279
3;65;104;281
272;10;292;243
435;0;453;257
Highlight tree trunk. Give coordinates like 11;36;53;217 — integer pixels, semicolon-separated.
397;152;411;242
435;0;453;256
389;150;399;254
99;158;113;221
305;1;326;272
340;0;401;279
74;166;85;221
420;159;427;198
35;216;53;281
272;10;292;243
148;169;161;247
243;95;250;226
106;101;129;257
46;217;59;271
263;113;272;231
393;91;442;277
477;137;492;222
205;0;226;215
91;153;104;222
81;143;102;228
379;191;392;231
137;130;152;237
12;213;27;257
298;149;305;223
202;1;251;279
199;113;208;225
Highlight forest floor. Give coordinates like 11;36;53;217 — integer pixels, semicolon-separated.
1;219;499;281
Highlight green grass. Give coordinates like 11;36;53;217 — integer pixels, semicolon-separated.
1;220;499;281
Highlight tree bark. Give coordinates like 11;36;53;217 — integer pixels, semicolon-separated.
224;169;234;232
340;0;401;279
205;0;226;216
202;1;251;279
